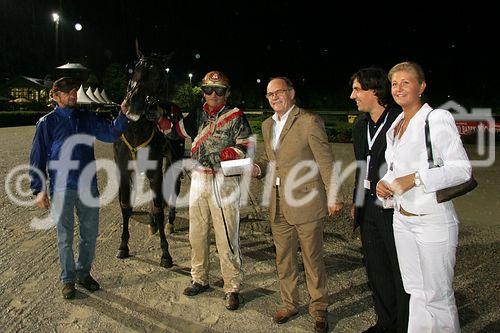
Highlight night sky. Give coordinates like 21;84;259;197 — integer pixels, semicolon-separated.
0;1;498;109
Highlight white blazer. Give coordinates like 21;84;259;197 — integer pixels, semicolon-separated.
379;103;472;215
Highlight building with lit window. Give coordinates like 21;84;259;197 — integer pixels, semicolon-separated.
0;76;50;103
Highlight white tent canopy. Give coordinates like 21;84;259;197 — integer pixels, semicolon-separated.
77;85;94;105
56;63;89;70
93;88;108;104
85;87;102;104
101;90;114;104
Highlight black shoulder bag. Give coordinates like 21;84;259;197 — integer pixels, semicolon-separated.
425;109;477;203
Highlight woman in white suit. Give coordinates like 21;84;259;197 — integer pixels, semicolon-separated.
376;61;471;333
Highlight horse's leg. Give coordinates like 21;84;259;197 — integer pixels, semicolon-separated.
151;205;172;268
149;157;173;268
166;166;181;234
163;150;174;235
117;168;132;259
117;204;132;259
148;212;159;236
166;208;175;234
159;219;173;268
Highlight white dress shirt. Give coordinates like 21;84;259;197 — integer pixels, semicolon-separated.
271;105;294;151
379;103;472;215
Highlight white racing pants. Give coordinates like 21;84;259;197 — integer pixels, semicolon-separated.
188;171;242;293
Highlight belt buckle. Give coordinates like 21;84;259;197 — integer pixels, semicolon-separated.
399;206;423;217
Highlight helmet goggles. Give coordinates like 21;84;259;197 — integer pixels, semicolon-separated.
201;86;227;96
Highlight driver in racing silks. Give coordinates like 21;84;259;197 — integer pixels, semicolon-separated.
148;70;254;311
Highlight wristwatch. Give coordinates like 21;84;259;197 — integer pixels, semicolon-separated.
414;171;422;187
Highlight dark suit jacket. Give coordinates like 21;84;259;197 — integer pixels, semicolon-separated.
352;106;401;229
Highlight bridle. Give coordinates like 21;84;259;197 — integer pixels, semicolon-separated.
121;56;167;159
125;56;167;113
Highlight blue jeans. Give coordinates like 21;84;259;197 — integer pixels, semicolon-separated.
51;189;99;283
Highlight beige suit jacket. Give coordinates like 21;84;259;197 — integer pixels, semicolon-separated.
257;106;339;225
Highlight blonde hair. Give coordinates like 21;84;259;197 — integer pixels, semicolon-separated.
388;61;426;84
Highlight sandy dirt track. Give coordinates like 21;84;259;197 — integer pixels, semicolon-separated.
0;125;498;333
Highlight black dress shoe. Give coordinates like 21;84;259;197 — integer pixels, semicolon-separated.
225;292;240;310
183;282;209;296
77;274;100;291
62;282;75;299
314;316;329;333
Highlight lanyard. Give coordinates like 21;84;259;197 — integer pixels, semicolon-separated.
365;113;388;180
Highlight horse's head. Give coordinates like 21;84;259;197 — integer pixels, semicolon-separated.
121;44;170;121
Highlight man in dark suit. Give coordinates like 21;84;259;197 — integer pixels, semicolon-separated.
253;77;343;333
350;67;409;333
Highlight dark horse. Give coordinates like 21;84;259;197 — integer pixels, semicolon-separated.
114;45;174;268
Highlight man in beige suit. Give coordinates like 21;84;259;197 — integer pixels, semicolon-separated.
253;77;342;333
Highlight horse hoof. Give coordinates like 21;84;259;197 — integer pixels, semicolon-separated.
149;224;158;235
166;223;175;235
116;249;130;259
160;257;173;268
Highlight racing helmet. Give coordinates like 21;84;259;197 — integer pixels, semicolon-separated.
201;70;230;89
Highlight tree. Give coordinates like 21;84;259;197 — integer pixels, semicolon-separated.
172;83;202;112
86;74;99;88
102;63;128;102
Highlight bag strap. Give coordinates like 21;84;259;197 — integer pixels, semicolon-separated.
424;109;439;169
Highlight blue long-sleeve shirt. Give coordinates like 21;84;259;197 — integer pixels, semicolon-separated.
29;106;129;195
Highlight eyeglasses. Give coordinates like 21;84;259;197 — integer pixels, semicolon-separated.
201;86;227;96
265;88;290;99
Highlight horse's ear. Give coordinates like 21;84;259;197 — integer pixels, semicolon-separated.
135;38;144;59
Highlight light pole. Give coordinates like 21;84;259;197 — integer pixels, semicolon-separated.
74;23;83;61
52;12;60;63
165;67;170;100
256;78;263;110
188;73;193;86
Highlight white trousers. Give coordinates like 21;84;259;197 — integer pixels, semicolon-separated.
188;171;242;293
393;210;460;333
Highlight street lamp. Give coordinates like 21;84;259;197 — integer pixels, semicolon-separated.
52;12;60;63
188;73;193;86
73;23;83;62
165;67;170;100
256;78;263;109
